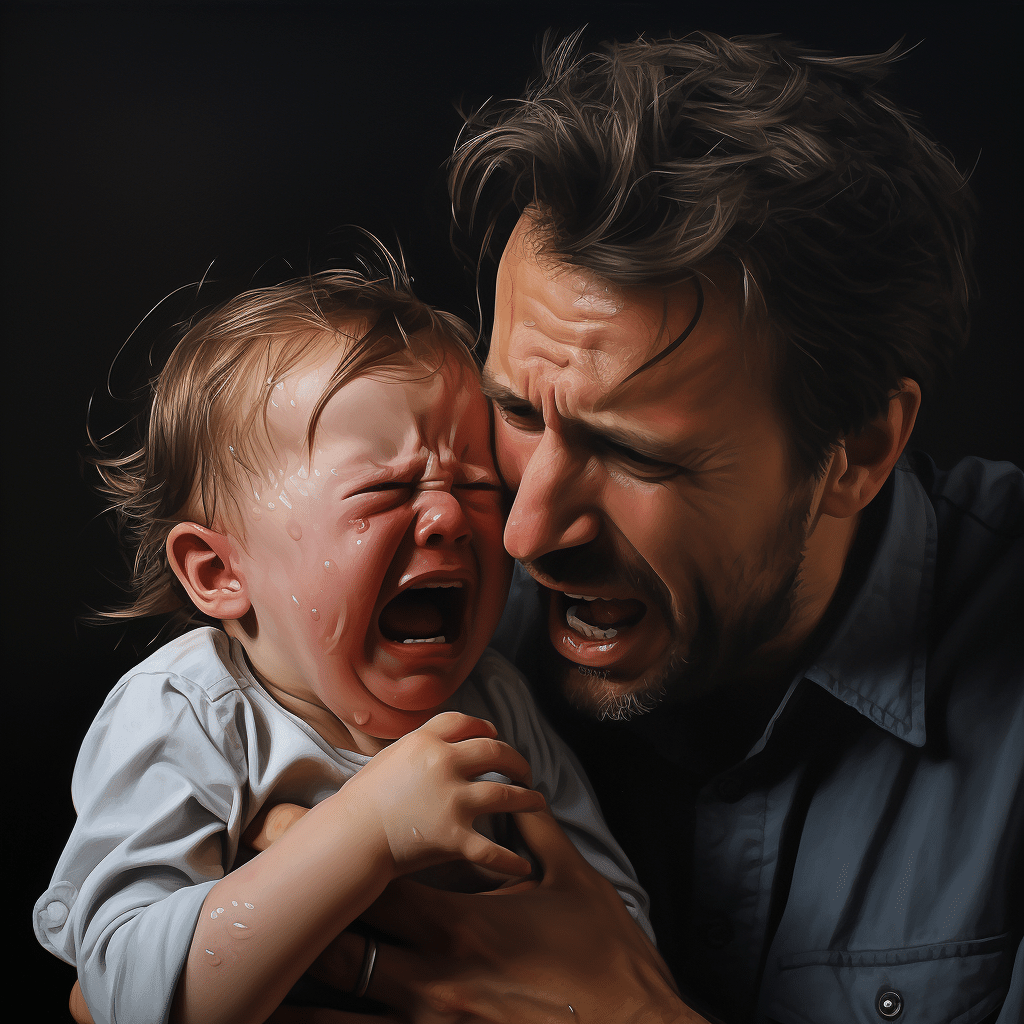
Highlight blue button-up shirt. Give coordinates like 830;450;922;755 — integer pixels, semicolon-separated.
492;455;1023;1024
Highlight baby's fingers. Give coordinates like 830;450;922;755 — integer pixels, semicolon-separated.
418;711;498;743
469;778;547;817
456;736;534;786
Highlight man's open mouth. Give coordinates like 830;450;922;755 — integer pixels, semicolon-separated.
542;582;670;674
378;582;467;645
557;590;647;639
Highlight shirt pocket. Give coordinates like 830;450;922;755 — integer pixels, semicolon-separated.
764;933;1014;1024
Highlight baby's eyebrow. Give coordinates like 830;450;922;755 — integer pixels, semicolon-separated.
341;455;426;490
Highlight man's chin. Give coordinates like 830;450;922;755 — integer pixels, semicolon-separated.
557;645;692;721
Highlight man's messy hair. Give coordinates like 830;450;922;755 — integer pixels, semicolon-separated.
450;31;976;475
92;252;476;629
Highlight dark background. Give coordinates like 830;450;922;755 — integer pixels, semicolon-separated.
5;1;1020;1015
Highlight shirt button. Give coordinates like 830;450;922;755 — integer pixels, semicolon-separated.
877;990;902;1019
44;901;69;927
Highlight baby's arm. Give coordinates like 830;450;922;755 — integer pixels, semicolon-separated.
172;711;544;1024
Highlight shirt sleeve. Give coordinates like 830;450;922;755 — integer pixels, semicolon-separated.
463;650;656;944
33;669;249;1024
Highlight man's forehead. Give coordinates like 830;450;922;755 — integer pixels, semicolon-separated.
492;229;769;427
499;261;721;392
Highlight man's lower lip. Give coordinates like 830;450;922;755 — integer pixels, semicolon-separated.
546;593;666;671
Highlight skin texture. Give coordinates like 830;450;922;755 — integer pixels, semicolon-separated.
170;344;513;752
482;215;918;716
144;345;546;1024
71;244;922;1021
283;218;917;1023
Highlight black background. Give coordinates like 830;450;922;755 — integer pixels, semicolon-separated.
5;1;1020;1015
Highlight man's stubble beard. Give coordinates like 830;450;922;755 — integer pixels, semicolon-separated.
538;482;816;722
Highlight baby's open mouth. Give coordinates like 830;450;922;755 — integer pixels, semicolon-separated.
378;582;466;645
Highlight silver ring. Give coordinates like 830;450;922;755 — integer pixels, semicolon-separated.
355;936;378;998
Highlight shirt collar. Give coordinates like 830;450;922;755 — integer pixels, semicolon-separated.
798;460;936;747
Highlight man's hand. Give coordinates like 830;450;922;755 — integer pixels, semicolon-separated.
342;808;706;1024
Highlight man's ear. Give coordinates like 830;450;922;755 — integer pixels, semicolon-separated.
166;522;251;620
818;378;922;519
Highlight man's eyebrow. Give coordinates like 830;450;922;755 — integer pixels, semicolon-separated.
480;369;686;462
479;372;538;411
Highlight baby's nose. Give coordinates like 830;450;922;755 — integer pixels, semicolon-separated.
414;489;472;547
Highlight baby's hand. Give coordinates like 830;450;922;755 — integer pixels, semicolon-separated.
343;711;545;877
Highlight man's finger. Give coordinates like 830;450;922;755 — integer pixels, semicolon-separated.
266;1006;399;1023
511;807;592;885
482;877;541;895
359;876;460;941
70;980;94;1024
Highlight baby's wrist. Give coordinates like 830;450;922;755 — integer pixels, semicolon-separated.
326;785;401;882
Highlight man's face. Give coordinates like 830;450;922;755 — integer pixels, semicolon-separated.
228;340;510;743
484;218;816;718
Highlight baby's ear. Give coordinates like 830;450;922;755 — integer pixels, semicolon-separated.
166;522;250;620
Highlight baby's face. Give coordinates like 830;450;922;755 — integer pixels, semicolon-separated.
227;338;510;746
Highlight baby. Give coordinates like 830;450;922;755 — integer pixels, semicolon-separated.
34;261;651;1024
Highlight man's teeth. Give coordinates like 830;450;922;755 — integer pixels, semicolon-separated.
565;604;617;640
402;636;447;644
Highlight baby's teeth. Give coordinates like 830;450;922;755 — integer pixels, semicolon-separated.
422;582;462;589
565;604;618;641
402;636;446;644
565;592;601;602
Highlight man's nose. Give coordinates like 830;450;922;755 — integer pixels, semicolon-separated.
504;429;599;562
414;489;472;548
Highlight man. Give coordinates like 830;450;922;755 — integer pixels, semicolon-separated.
71;29;1024;1024
368;31;1020;1023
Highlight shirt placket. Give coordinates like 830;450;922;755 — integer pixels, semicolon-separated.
688;762;801;1020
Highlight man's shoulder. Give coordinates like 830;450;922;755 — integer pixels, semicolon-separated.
904;454;1022;620
908;452;1023;537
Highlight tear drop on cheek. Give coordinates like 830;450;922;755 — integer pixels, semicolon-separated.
286;521;302;541
353;710;370;726
311;608;320;621
411;827;423;841
350;519;369;533
324;560;334;571
205;949;222;966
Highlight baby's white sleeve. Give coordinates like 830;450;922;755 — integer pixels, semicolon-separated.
34;670;247;1024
